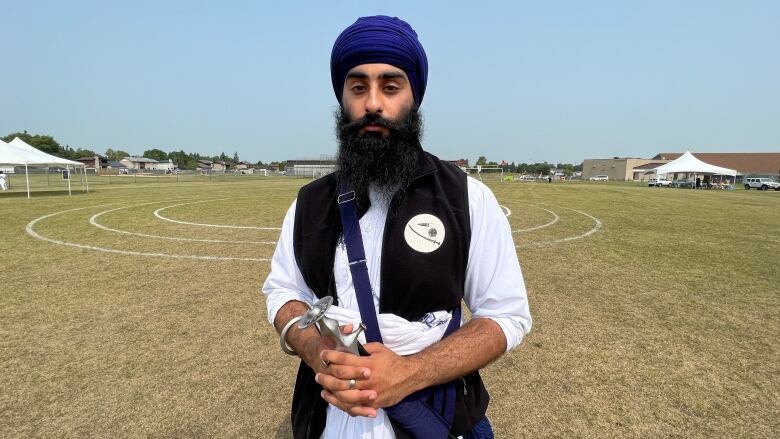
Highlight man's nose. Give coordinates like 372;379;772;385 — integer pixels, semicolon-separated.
364;87;382;114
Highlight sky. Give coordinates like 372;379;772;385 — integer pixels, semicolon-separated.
1;0;778;165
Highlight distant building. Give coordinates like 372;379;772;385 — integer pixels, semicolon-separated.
120;156;157;170
286;157;337;177
235;161;253;170
196;159;212;171
631;162;670;181
583;152;780;181
75;156;108;172
106;161;128;172
154;159;175;171
119;156;175;171
581;157;662;181
652;153;780;178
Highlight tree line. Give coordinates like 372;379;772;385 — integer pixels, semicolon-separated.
1;131;269;170
3;131;582;174
473;156;582;176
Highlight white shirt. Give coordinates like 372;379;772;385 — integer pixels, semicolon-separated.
262;176;532;438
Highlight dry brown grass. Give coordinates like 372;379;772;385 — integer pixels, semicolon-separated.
1;179;777;438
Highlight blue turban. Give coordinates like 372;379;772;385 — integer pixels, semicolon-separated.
331;15;428;108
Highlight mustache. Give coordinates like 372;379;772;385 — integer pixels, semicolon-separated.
340;112;407;134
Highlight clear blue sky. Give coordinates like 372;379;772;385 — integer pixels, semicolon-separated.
1;0;777;165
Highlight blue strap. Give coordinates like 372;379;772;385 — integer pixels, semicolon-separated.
337;188;383;344
337;181;460;438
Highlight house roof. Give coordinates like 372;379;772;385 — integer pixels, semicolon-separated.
632;162;669;170
123;156;158;163
652;152;780;175
108;161;128;168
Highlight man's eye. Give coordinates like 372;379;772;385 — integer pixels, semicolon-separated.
351;85;366;93
384;85;399;92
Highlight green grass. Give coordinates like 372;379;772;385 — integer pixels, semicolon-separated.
1;179;778;438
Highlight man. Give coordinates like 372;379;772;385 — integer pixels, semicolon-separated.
0;171;7;191
263;15;531;438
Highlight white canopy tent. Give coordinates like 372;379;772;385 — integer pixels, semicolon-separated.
652;151;737;187
0;137;87;198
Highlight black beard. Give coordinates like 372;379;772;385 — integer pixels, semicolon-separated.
335;107;423;213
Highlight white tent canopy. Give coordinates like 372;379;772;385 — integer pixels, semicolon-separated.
5;137;83;166
653;151;737;177
0;139;32;164
0;137;87;198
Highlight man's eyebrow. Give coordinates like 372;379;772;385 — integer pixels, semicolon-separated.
346;71;368;79
345;70;407;80
379;71;406;80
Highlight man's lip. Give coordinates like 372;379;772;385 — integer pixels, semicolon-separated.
362;124;386;132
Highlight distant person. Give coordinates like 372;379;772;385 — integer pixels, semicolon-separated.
263;15;531;438
547;175;552;183
0;171;7;191
696;177;701;189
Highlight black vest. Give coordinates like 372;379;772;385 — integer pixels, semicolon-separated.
290;151;489;438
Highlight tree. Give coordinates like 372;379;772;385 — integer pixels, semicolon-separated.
476;156;487;166
2;131;62;156
143;148;168;161
105;148;130;161
233;151;240;163
70;148;97;159
168;150;197;170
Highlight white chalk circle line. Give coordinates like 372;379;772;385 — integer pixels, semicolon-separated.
90;202;276;245
507;203;561;233
26;205;269;262
154;200;282;230
516;207;602;248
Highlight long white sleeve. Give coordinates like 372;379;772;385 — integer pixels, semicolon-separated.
464;177;532;351
262;199;316;324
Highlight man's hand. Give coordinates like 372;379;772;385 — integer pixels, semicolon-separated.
317;342;422;415
273;301;333;375
318;317;507;418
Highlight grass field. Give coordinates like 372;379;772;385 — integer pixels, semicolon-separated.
1;178;778;438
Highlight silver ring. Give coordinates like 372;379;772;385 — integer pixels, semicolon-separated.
321;359;331;368
348;379;356;389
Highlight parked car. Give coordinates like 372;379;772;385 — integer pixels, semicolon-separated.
517;175;536;181
589;175;609;181
672;179;695;188
648;177;672;187
744;177;780;191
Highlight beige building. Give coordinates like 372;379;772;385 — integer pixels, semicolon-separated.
581;158;666;181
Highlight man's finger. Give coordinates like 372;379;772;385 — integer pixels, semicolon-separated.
318;385;377;405
320;390;377;418
316;372;369;391
325;364;371;380
321;349;366;367
340;324;354;334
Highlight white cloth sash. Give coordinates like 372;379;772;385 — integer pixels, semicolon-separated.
320;305;454;439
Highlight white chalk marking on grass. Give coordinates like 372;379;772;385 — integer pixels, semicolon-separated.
26;205;270;262
90;202;277;245
511;204;560;233
516;207;603;248
500;205;512;217
154;200;282;230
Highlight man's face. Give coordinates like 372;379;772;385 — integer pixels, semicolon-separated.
341;63;415;137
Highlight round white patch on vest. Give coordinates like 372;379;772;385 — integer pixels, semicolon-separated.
404;214;445;253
